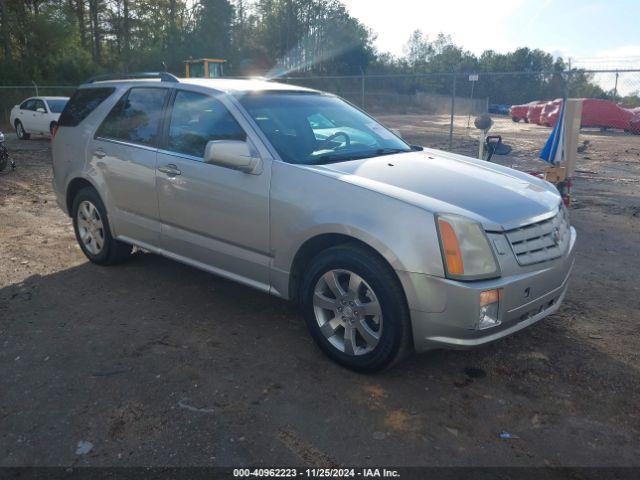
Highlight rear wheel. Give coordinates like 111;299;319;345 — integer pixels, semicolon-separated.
72;187;132;265
15;120;30;140
301;244;412;372
511;116;520;122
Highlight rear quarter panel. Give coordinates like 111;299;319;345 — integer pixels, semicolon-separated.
9;107;18;126
52;86;125;214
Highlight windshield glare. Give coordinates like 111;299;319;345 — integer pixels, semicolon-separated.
237;92;410;164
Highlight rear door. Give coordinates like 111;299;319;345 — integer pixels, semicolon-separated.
17;99;36;131
90;86;171;247
32;99;49;133
155;89;271;290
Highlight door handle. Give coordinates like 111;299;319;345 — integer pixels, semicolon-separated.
94;149;106;158
158;164;181;176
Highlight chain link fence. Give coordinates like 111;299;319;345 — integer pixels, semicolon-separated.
2;69;639;164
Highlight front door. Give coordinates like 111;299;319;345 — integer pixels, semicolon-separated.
156;89;271;290
90;86;170;246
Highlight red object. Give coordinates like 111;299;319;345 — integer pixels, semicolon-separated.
629;114;640;134
580;98;636;131
509;101;541;122
541;98;640;133
526;103;545;125
540;99;563;126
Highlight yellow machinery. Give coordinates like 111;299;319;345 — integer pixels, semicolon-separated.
184;58;226;78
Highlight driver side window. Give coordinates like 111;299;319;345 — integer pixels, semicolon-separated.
167;90;246;159
21;99;36;111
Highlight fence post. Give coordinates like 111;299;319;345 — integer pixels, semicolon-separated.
448;72;456;151
32;81;39;97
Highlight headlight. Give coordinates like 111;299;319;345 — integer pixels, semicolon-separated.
436;214;500;280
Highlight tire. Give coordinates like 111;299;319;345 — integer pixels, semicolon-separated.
71;187;132;265
50;121;58;136
511;116;519;123
15;120;30;140
301;244;412;372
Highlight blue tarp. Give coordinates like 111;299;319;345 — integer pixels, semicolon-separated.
539;101;565;165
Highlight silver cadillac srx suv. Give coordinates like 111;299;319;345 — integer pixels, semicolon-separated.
52;72;576;372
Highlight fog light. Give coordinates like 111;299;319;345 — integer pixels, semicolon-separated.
478;288;502;329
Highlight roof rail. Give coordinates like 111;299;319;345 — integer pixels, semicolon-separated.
85;72;179;84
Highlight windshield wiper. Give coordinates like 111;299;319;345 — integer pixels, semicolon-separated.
374;148;411;156
313;153;373;165
311;148;411;165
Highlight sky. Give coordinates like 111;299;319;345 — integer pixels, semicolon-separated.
342;0;640;69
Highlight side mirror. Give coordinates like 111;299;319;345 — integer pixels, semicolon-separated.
36;107;46;113
204;140;262;174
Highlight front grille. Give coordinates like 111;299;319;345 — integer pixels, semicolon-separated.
504;207;571;266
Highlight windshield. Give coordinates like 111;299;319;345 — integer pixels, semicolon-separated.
237;92;411;164
47;99;68;113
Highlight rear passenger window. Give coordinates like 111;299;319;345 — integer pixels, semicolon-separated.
58;88;115;127
96;87;168;147
167;90;246;158
21;99;36;110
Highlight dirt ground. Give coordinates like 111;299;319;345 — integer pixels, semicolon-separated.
1;116;639;468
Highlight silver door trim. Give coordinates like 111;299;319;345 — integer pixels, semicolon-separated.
116;235;272;294
94;136;159;153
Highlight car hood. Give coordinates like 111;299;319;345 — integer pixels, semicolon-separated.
306;148;561;231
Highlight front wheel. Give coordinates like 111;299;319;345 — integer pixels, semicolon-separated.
15;121;30;140
301;244;412;372
72;187;132;265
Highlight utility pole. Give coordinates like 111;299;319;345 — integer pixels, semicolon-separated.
564;58;572;101
467;73;478;129
613;70;619;101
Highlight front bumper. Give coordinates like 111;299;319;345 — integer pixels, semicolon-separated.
400;226;576;352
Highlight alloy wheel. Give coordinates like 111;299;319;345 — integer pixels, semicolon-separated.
312;269;383;356
77;200;105;255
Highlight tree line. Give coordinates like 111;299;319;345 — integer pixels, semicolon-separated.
0;0;636;105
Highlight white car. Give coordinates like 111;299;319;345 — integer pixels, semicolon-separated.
10;96;69;140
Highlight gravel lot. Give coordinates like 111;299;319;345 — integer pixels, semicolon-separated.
1;116;639;467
